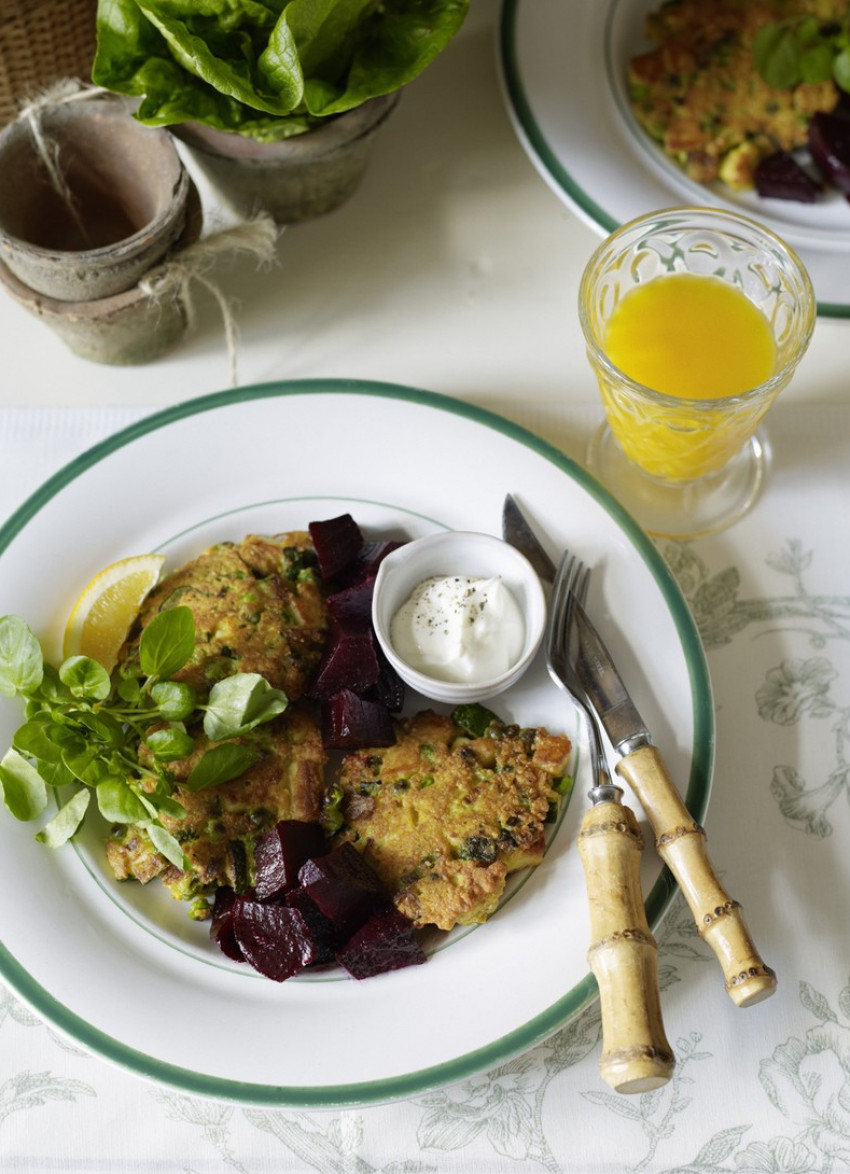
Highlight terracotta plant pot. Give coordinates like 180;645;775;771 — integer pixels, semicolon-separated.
171;92;400;224
0;182;203;365
0;93;190;301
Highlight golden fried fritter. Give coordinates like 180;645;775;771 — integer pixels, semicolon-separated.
106;706;326;905
119;532;328;700
333;710;571;931
629;0;845;188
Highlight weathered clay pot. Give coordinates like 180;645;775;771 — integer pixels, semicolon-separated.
171;92;400;223
0;181;203;366
0;94;190;301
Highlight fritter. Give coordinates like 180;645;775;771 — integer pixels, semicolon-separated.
106;706;326;906
119;532;328;699
332;709;572;931
108;531;330;912
629;0;844;188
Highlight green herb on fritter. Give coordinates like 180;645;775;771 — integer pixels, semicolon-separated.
0;607;288;864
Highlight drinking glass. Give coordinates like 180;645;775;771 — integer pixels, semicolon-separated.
579;207;816;539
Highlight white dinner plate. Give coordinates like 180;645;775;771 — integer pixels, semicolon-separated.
0;381;713;1106
498;0;850;319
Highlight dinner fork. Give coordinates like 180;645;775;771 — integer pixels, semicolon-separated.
545;551;674;1094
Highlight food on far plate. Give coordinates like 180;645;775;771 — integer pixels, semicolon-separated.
628;0;847;193
331;705;572;931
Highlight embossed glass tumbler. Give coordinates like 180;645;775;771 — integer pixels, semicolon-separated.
579;207;816;538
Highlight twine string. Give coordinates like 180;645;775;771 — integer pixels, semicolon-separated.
139;216;280;387
17;80;108;245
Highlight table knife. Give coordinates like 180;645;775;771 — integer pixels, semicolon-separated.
570;605;776;1007
502;494;777;1008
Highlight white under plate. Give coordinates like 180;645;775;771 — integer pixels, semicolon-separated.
498;0;850;319
0;381;713;1106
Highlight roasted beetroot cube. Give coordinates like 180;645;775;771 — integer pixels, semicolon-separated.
308;514;363;581
809;111;850;195
366;642;406;713
254;820;328;902
754;150;821;203
231;899;316;982
338;540;405;587
285;886;340;965
308;622;380;701
321;689;396;749
210;885;245;962
336;906;427;979
298;842;386;933
326;582;375;627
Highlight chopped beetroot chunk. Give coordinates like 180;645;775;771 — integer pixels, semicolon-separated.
754;150;821;202
338;540;405;587
285;886;339;965
231;899;316;982
298;842;386;934
254;820;328;902
326;582;374;627
308;623;380;701
209;885;244;962
321;688;396;749
308;514;363;581
336;906;427;979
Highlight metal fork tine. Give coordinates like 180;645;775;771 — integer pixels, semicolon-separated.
545;550;618;799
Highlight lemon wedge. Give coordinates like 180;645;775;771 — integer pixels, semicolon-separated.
62;554;166;669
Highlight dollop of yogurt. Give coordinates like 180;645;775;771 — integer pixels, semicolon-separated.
390;575;525;684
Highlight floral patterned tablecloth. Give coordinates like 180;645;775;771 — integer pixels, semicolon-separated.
0;402;848;1174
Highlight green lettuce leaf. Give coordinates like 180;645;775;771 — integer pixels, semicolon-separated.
93;0;469;140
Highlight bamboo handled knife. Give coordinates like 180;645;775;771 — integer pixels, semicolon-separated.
570;604;776;1007
502;495;777;1008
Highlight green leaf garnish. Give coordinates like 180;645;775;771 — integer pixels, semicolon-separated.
0;616;44;698
754;15;850;93
203;673;288;741
186;742;261;792
139;606;195;680
0;748;48;820
144;725;195;762
59;656;111;700
0;600;286;871
96;777;151;824
36;789;91;847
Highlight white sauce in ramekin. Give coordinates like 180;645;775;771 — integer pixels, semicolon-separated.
389;575;525;684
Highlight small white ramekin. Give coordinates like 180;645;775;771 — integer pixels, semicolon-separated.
371;531;546;704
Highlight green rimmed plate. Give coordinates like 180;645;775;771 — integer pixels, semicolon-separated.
0;380;712;1106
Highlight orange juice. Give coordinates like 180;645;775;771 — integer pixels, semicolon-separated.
598;273;778;480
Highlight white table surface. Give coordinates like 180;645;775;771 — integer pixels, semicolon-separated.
1;4;849;1171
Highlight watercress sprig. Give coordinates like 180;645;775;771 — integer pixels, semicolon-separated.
754;15;850;93
0;607;288;867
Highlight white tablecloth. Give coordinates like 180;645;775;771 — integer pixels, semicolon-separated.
1;401;848;1173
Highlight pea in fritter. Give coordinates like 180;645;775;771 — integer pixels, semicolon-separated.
332;710;572;931
629;0;845;189
119;532;328;699
106;706;326;908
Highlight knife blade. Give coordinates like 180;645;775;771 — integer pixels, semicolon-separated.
501;494;777;1009
502;494;557;583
